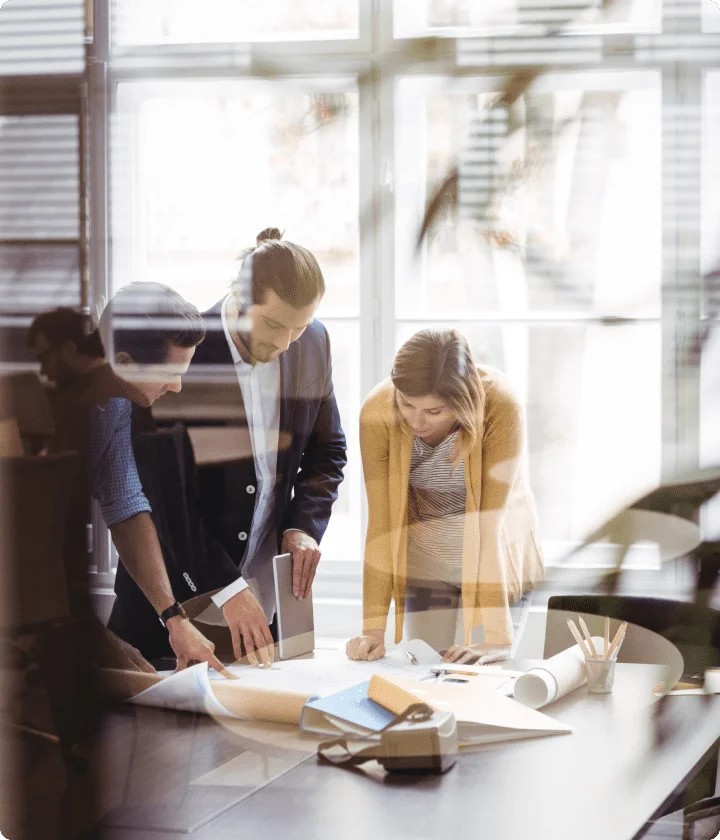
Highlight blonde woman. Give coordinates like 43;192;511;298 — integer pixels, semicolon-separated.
346;329;544;664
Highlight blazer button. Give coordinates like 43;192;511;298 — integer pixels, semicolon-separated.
246;485;256;495
238;531;248;541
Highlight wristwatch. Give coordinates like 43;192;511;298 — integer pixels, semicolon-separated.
159;601;188;627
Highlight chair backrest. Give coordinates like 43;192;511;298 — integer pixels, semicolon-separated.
544;595;720;675
0;417;22;457
0;452;79;630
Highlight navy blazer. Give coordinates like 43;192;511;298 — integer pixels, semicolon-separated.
190;299;347;570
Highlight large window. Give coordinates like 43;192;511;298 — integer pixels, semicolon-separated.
111;80;359;312
100;1;717;614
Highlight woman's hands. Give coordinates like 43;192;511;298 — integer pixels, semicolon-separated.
442;644;511;665
346;629;386;661
345;635;510;666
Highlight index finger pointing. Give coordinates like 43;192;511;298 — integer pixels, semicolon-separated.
206;652;230;675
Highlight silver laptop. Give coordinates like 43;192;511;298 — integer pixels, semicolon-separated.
272;553;315;660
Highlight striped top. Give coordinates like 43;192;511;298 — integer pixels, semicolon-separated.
407;430;467;584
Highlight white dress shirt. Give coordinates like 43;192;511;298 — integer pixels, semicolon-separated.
210;296;283;619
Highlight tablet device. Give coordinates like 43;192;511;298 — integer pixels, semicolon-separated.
272;552;315;660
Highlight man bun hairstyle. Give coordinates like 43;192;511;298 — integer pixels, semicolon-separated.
100;282;206;364
232;227;325;311
255;227;283;245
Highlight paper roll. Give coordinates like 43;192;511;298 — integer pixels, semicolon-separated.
514;637;605;709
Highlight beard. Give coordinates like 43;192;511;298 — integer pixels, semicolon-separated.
250;343;279;363
236;330;276;364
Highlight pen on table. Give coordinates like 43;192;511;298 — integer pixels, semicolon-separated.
578;617;598;658
604;617;610;659
567;619;593;659
606;622;628;660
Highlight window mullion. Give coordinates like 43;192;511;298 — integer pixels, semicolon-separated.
88;0;112;578
661;62;703;479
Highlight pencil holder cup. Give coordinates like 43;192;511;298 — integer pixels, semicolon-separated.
585;658;616;694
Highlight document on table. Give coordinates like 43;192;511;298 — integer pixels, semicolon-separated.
217;649;419;696
128;662;235;718
100;649;428;725
371;673;573;746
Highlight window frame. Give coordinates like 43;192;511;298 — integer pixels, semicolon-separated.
87;0;713;602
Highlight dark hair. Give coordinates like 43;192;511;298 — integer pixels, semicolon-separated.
391;329;484;464
231;228;325;310
100;282;206;364
26;307;105;358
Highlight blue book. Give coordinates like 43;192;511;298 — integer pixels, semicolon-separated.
299;680;397;736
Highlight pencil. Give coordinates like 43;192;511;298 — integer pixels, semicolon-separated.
606;621;628;660
609;627;626;660
567;619;593;659
578;617;598;658
604;617;609;659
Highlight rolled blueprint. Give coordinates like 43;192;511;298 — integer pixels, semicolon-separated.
513;637;606;709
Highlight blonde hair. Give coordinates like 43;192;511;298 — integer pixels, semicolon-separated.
391;329;484;465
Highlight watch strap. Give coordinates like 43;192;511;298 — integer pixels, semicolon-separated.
159;601;188;627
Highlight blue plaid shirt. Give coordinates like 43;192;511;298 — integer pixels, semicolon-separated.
91;397;151;527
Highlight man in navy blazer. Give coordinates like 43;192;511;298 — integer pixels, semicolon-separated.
189;228;347;665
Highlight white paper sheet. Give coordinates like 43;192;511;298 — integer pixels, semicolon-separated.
216;648;422;697
129;663;236;718
513;637;606;708
123;649;427;724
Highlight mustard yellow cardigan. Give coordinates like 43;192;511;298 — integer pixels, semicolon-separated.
360;368;545;647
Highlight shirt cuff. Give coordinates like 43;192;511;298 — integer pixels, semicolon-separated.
211;576;249;609
102;495;152;528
